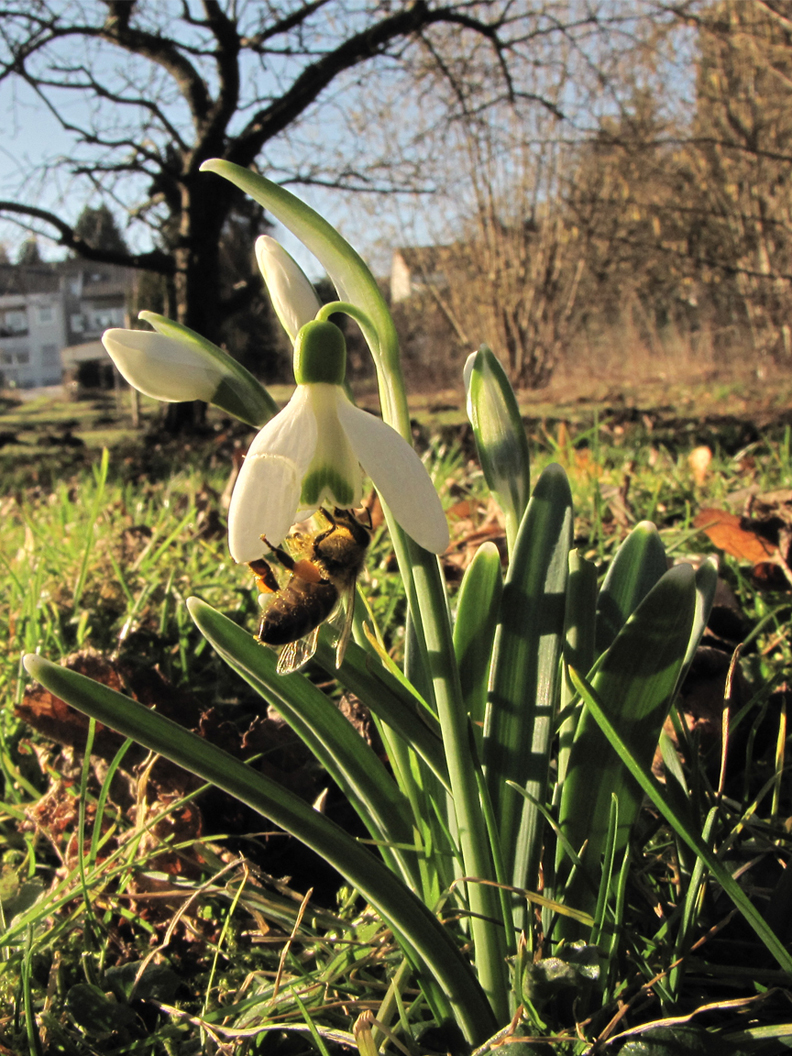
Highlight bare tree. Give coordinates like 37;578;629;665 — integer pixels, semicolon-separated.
0;0;585;427
681;0;792;361
423;126;587;387
375;4;681;388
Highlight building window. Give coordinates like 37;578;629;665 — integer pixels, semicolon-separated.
88;309;116;330
16;350;29;365
2;309;27;335
71;314;85;333
1;350;12;364
37;305;54;324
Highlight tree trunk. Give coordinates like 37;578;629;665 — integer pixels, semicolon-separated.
162;176;231;435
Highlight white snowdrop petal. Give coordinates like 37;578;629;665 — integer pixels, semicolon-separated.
102;329;221;401
255;236;321;342
228;453;303;560
336;399;449;554
246;386;318;463
228;387;319;561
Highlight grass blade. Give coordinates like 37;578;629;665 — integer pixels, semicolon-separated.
22;653;497;1044
569;666;792;974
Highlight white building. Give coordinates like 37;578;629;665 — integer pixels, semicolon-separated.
0;261;130;390
390;246;451;303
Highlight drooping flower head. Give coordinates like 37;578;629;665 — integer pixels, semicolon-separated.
228;309;449;560
101;165;449;559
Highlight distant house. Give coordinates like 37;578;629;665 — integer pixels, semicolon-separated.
390;246;452;303
0;260;131;390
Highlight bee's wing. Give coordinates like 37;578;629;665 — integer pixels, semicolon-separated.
331;585;357;669
276;626;321;675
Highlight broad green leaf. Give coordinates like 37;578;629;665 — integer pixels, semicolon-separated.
595;520;668;655
725;1023;792;1052
559;563;697;930
22;653;496;1044
312;636;449;792
618;1025;740;1056
564;548;597;681
484;463;573;903
571;667;792;974
557;548;598;785
188;598;422;889
453;541;504;734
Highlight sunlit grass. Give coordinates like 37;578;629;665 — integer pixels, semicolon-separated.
1;402;791;1053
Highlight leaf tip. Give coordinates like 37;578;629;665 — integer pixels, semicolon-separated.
22;652;44;678
199;158;223;174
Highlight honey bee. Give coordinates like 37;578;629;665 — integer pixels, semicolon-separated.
248;506;371;675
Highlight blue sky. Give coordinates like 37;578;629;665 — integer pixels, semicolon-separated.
0;3;696;287
0;62;381;282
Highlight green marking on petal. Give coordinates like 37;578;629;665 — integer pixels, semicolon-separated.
301;465;355;507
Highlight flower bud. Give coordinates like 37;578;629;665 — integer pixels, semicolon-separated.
102;329;221;401
103;314;275;427
464;346;531;552
255;236;321;341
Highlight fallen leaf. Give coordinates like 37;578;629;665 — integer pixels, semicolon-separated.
693;508;776;564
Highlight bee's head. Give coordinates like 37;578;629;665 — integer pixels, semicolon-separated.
331;507;371;542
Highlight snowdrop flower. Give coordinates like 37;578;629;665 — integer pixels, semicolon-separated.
228;318;449;560
102;313;273;427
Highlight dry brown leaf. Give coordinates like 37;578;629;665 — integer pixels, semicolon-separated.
693;508;777;564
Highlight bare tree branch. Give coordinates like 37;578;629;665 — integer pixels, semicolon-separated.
0;199;174;272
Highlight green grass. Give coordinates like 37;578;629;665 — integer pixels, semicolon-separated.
1;394;791;1054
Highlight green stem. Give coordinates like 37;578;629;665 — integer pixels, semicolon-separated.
405;542;511;1021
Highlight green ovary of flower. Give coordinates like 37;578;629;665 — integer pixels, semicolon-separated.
293;320;347;385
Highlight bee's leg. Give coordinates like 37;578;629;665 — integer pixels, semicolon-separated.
313;510;340;548
261;537;298;573
261;536;326;585
248;558;280;594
